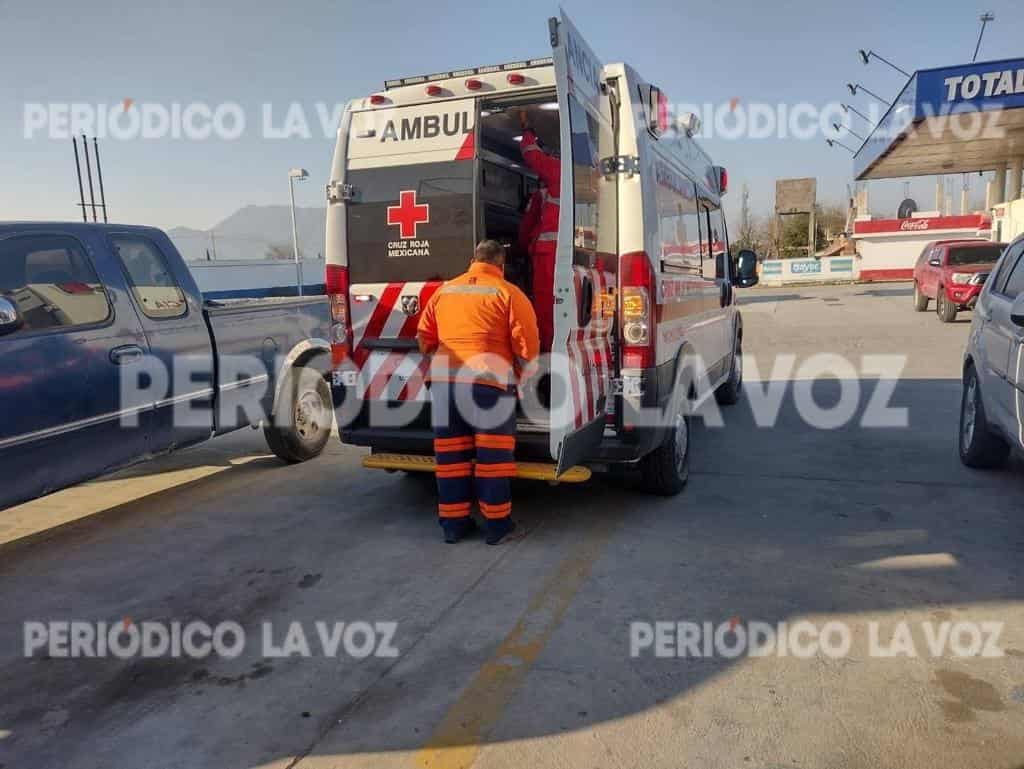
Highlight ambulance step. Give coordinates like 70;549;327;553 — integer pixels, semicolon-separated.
362;453;592;483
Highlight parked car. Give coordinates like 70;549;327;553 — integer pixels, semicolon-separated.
0;222;333;510
912;239;1006;323
959;234;1024;468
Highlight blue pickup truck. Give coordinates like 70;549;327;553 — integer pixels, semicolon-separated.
0;222;333;510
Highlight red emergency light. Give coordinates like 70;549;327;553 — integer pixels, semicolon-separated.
465;78;483;91
425;85;443;97
506;73;526;85
325;264;352;365
369;94;389;106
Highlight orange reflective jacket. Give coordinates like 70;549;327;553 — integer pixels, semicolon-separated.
417;262;540;388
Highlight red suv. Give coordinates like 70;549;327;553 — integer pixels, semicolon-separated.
912;239;1007;322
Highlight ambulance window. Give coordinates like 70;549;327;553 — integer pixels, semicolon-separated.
706;206;729;280
346;161;475;283
655;169;701;276
566;96;615;271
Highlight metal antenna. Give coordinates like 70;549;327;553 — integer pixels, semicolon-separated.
72;137;88;222
93;137;108;223
81;134;98;222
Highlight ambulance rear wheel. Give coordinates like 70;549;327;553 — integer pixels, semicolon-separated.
639;406;690;496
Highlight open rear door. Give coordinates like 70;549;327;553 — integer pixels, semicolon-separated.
548;11;618;474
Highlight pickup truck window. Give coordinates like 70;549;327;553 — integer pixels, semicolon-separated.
111;235;187;319
998;244;1024;300
0;234;111;333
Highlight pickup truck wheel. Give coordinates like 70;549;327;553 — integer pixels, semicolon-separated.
913;282;929;311
715;334;743;405
264;365;332;463
959;364;1009;469
639;401;690;496
936;289;957;323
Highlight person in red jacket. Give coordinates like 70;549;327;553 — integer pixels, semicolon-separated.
518;110;560;353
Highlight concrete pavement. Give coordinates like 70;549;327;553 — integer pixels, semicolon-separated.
1;282;1023;769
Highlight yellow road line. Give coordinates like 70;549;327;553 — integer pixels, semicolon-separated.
414;515;619;769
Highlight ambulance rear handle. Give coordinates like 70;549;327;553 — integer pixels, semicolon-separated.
578;274;594;327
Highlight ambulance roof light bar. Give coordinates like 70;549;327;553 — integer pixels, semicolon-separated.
384;57;553;90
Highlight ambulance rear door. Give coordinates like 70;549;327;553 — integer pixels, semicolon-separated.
548;11;618;474
343;99;477;405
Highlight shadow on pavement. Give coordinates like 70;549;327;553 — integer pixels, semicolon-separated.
0;378;1022;767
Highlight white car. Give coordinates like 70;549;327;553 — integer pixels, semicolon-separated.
959;234;1024;467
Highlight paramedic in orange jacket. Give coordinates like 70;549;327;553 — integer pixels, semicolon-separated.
417;240;540;545
518;110;560;353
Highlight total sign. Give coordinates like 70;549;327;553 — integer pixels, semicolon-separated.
917;58;1024;113
944;69;1024;101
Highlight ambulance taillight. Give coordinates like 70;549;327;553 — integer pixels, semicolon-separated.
326;264;351;367
620;251;654;369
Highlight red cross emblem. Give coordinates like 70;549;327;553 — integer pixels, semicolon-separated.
386;190;430;239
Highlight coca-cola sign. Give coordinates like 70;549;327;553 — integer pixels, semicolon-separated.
899;219;930;231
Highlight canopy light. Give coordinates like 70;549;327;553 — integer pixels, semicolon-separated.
384;58;553;90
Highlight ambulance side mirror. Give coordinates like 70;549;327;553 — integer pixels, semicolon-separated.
736;250;759;288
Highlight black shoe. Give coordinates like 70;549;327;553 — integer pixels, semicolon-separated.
441;517;476;544
485;518;516;546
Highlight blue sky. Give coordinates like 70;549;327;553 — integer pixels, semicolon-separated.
3;0;1023;231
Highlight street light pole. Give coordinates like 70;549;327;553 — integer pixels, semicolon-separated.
288;168;309;297
847;82;890;105
826;138;856;154
858;49;910;78
833;123;864;142
973;12;995;62
841;103;873;125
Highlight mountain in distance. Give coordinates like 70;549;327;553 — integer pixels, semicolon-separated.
168;205;326;263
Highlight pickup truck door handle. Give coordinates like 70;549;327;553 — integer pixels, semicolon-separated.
109;345;145;365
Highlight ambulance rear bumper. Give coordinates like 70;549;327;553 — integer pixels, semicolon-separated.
333;361;676;466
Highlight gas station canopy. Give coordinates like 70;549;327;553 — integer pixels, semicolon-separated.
854;57;1024;180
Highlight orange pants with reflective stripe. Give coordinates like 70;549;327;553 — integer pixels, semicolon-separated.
431;382;516;520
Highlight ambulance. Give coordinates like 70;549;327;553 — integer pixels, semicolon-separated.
324;12;760;495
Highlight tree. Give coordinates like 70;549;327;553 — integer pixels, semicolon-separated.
730;183;773;259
